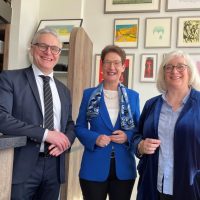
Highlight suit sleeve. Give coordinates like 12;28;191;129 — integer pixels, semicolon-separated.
0;71;45;143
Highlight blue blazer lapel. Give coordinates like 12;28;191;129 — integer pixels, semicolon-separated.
152;97;163;137
25;67;42;114
99;95;114;131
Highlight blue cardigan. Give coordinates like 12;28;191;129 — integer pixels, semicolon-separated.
75;86;140;181
133;88;200;200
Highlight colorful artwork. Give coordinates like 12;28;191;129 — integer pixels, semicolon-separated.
46;25;73;37
115;24;138;43
144;57;154;78
114;18;139;48
140;54;157;82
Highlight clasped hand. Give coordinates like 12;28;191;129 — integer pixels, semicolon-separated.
96;130;127;147
45;130;71;156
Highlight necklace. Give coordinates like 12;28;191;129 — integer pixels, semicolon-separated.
104;90;118;100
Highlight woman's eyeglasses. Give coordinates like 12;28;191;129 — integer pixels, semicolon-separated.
32;43;61;55
164;63;188;73
103;60;122;68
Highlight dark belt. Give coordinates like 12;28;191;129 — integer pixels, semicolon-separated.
39;152;52;158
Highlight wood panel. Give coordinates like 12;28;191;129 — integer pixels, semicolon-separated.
0;148;14;200
60;27;93;200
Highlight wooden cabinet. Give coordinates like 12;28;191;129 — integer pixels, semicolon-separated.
0;24;10;72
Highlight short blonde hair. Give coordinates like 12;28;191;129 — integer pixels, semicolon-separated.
156;50;200;93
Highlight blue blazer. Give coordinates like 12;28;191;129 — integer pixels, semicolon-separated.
133;88;200;200
75;86;140;181
0;66;75;184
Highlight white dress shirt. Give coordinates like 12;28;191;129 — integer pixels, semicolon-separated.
32;65;61;151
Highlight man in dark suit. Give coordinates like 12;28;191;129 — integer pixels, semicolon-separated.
0;28;75;200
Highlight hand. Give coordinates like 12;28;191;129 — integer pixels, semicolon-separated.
48;144;65;157
138;138;161;155
109;130;127;144
45;130;70;152
96;135;111;147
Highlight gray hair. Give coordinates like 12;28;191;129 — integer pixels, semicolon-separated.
156;50;200;93
31;27;62;48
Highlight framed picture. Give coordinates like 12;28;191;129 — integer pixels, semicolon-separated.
104;0;161;13
114;18;139;48
190;53;200;75
166;0;200;11
94;54;135;88
177;17;200;48
36;19;83;43
140;54;157;82
145;17;172;48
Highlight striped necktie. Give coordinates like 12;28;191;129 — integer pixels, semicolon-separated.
40;75;54;131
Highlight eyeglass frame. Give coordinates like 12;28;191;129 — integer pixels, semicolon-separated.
103;60;123;68
32;43;62;55
164;63;188;73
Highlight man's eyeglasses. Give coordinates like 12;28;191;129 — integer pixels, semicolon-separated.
32;43;61;55
103;60;122;68
164;63;188;73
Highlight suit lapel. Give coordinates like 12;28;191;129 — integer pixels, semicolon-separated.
25;66;42;114
99;95;114;131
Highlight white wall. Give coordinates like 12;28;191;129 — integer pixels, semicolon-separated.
7;1;200;199
82;0;200;109
8;0;40;69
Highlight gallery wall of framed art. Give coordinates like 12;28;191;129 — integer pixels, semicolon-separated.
91;0;200;90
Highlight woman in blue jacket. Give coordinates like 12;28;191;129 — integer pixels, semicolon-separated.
133;50;200;200
75;45;140;200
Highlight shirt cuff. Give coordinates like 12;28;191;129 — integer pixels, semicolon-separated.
42;129;48;142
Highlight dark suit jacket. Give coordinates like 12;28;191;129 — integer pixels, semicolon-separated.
75;86;140;181
133;88;200;200
0;66;75;184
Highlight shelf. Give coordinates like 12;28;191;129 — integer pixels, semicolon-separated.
53;71;68;76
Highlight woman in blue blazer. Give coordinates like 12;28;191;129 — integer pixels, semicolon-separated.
75;45;140;200
133;50;200;200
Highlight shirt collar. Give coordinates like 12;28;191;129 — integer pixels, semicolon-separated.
32;64;54;80
162;87;191;105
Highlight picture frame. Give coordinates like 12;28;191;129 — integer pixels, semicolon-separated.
166;0;200;11
190;53;200;75
145;17;172;48
94;54;135;88
140;54;157;82
114;18;139;48
177;16;200;48
104;0;161;13
36;19;83;43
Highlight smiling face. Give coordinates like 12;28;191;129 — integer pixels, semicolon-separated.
164;56;190;91
30;33;61;75
102;52;125;88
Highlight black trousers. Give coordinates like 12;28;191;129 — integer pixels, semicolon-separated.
80;157;135;200
11;155;60;200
